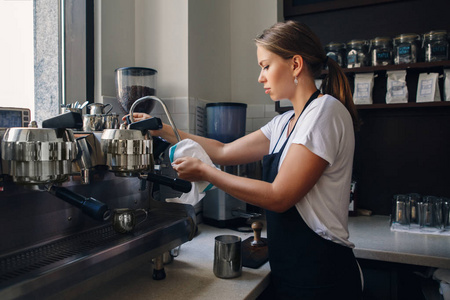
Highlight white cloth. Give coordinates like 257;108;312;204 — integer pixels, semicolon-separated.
166;139;217;205
260;94;355;248
433;269;450;300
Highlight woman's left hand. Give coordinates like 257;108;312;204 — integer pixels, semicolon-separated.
171;157;208;182
121;112;151;124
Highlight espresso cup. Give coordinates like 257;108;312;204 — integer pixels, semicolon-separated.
213;235;242;279
112;208;148;234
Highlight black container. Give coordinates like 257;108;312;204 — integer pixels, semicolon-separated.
206;103;247;143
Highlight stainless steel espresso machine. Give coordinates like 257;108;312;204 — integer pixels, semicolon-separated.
0;96;196;299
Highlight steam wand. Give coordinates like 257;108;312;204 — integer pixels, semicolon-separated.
129;96;182;142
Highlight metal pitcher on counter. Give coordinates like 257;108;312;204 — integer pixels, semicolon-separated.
87;103;113;115
83;103;119;132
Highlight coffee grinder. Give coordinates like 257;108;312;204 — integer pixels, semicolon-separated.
202;102;261;230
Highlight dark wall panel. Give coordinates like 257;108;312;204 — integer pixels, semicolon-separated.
288;0;450;46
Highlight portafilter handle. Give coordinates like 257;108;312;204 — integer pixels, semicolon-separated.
48;185;111;221
143;173;192;194
129;96;181;142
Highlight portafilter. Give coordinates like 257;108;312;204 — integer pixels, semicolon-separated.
101;96;191;193
1;112;110;221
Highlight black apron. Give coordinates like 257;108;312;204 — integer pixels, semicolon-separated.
262;90;362;300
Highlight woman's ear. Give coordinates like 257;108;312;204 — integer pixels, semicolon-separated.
292;55;304;77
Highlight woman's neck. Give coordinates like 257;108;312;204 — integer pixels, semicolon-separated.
290;85;320;120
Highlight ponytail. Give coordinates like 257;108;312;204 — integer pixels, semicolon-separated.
322;58;360;130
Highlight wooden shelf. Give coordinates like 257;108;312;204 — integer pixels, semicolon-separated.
356;101;450;110
276;101;450;114
322;60;450;75
276;60;450;113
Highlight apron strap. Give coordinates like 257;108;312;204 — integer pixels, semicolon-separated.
270;89;320;155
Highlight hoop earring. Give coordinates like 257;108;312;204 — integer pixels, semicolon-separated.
294;77;298;86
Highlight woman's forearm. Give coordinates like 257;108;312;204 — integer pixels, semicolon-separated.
155;124;268;166
201;164;287;212
154;123;227;162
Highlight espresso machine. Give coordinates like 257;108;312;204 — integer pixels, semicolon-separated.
0;95;196;299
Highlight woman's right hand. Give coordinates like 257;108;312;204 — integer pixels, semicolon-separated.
121;112;151;124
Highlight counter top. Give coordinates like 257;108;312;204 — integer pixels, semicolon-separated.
55;223;271;300
348;215;450;269
55;215;450;300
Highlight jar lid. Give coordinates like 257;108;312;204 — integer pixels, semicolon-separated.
347;39;368;48
115;67;158;76
371;37;392;46
424;30;447;40
393;33;420;43
325;42;346;49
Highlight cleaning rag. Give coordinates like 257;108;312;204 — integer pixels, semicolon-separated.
166;139;217;205
433;269;450;300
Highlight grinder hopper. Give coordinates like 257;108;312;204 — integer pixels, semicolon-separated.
115;67;157;114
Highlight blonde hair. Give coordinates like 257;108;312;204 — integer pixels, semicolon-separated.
255;21;359;129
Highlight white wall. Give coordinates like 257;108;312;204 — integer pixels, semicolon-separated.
95;0;136;101
188;0;281;104
230;0;281;105
0;0;34;116
188;0;231;102
135;0;188;98
97;0;280;103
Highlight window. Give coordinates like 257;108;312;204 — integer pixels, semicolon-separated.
0;0;34;117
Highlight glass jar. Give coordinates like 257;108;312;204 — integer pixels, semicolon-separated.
325;42;346;68
370;37;393;66
393;33;420;64
346;39;369;68
423;30;448;62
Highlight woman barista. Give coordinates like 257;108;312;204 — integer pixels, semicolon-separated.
126;20;362;299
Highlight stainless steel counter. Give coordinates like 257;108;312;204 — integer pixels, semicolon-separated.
53;215;450;300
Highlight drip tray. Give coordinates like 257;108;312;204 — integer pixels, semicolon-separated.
0;209;194;299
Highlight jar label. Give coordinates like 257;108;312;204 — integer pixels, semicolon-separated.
398;45;411;56
425;43;448;61
397;45;413;64
431;45;447;57
347;53;358;67
376;51;391;60
327;53;338;62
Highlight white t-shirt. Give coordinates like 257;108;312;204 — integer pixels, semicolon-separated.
260;94;355;248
